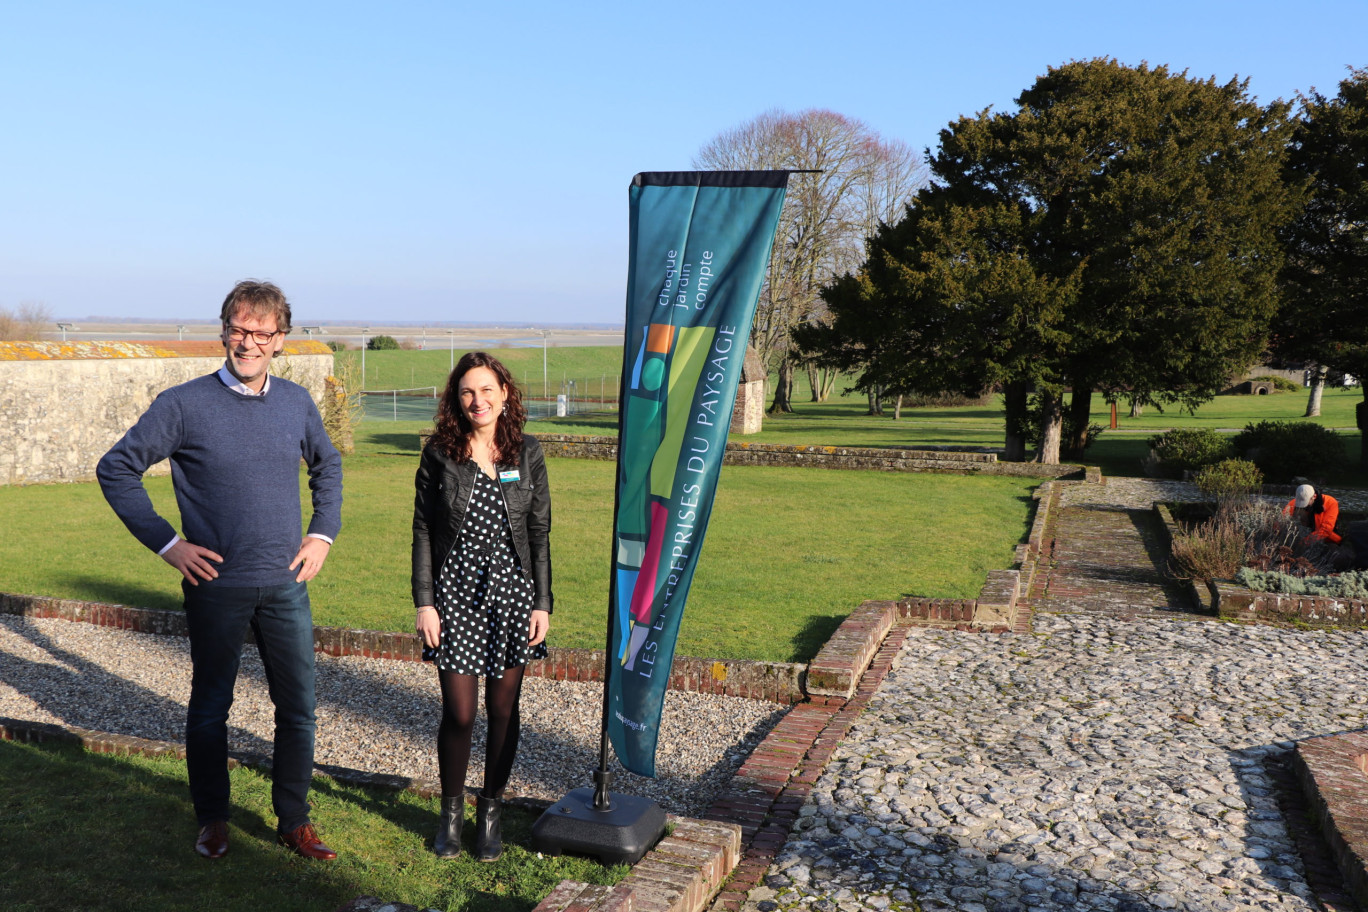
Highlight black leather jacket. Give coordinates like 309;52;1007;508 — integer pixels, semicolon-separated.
411;435;553;614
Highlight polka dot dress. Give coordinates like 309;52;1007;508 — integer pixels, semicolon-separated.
432;470;545;676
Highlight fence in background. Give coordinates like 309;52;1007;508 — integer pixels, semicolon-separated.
360;383;618;422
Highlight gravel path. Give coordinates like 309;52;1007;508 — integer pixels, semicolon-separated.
0;616;786;816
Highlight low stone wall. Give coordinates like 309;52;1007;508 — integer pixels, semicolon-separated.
535;818;741;912
535;434;1091;479
1013;480;1059;600
0;340;333;485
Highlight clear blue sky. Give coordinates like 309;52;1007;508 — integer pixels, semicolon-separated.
3;1;1363;326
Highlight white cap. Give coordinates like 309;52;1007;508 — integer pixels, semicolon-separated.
1294;484;1316;508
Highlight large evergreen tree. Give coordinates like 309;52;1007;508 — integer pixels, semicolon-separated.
811;59;1299;463
1274;67;1368;465
802;202;1078;460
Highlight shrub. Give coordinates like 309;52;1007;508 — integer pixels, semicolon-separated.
1231;419;1345;483
1235;567;1368;599
1249;374;1301;393
367;334;400;351
0;302;53;341
1169;497;1341;581
1143;428;1232;478
898;390;996;408
322;359;364;455
1193;459;1263;506
325;340;348;352
1169;514;1248;580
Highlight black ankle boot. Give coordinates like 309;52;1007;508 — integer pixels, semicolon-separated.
434;796;464;858
475;793;502;863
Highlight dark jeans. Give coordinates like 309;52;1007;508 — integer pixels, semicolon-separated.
183;580;316;833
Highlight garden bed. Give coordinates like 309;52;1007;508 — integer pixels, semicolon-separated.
1154;501;1368;627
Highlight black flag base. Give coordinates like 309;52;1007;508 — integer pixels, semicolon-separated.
531;771;666;865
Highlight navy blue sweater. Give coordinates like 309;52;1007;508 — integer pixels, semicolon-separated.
97;372;343;588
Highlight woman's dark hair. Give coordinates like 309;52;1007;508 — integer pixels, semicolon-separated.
430;352;526;464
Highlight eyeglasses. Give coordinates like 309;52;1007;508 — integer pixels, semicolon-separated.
224;325;281;346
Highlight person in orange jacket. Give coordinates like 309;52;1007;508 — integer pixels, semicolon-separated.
1285;484;1342;544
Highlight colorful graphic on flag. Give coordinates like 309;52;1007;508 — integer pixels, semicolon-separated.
608;171;789;777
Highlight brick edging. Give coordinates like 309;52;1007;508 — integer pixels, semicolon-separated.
1289;733;1368;911
532;815;741;912
1212;580;1368;627
1152;503;1213;612
1270;746;1360;912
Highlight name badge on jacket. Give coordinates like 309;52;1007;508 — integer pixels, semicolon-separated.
499;469;520;483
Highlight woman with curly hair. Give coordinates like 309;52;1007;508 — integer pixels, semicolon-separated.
411;351;553;860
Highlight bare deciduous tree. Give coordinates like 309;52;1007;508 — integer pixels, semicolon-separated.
0;302;53;341
694;110;926;412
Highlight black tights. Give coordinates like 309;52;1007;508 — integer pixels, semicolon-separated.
437;666;526;800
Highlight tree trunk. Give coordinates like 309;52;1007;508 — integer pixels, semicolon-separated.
807;364;821;402
893;394;903;420
817;368;837;402
1066;387;1092;457
866;386;883;415
1305;365;1327;417
769;358;795;413
1036;390;1063;465
1359;395;1368;471
1003;381;1029;462
1129;397;1143;418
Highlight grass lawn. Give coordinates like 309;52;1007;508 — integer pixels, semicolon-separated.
7;368;1364;664
546;385;1366;486
343;345;1367;482
339;344;1365;432
336;346;623;401
0;738;624;912
0;442;1035;663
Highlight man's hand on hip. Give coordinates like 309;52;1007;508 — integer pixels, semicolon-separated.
290;537;332;582
162;540;223;585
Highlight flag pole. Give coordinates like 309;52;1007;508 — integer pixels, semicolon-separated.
592;551;622;811
533;169;790;864
593;321;634;810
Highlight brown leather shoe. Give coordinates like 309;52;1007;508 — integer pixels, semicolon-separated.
278;822;337;860
195;821;229;859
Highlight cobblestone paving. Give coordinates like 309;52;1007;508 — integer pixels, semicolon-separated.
754;479;1368;912
759;615;1368;912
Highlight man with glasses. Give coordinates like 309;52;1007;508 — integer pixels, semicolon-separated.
98;280;343;861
